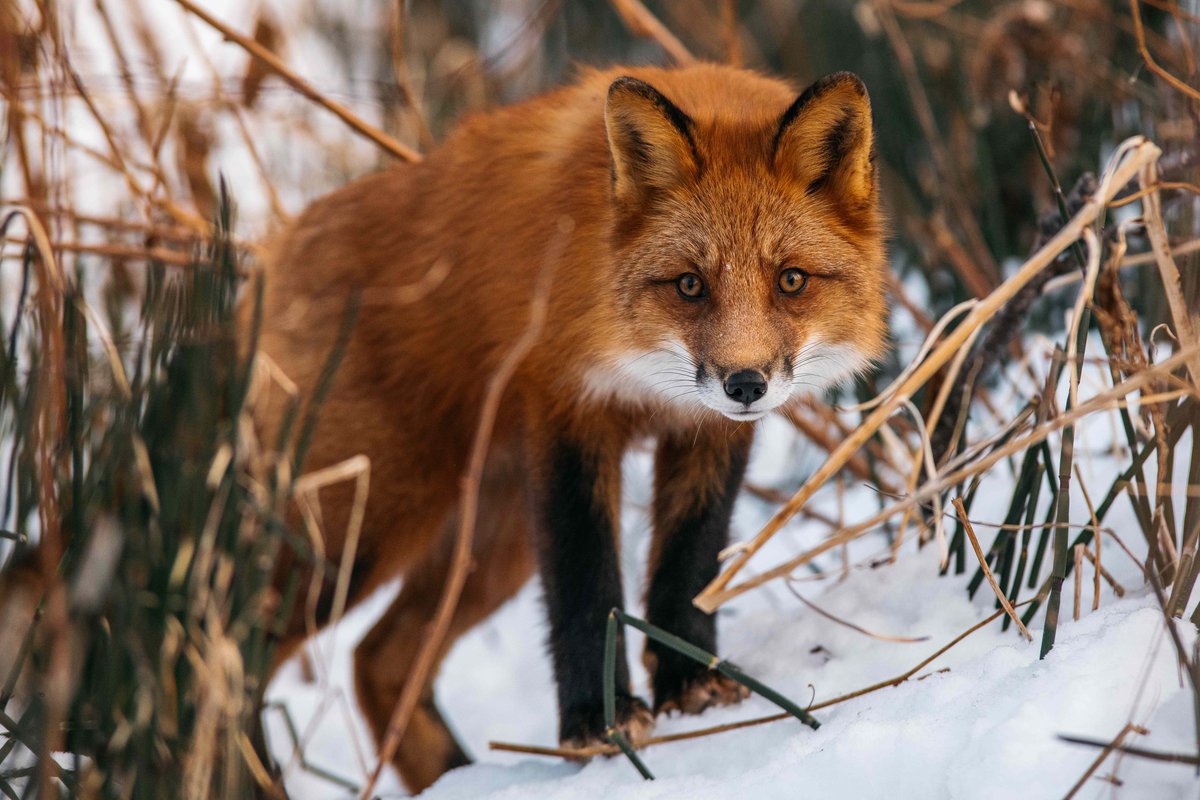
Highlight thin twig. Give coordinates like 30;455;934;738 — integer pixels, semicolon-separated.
1073;464;1103;610
1129;0;1200;102
720;0;741;66
1044;239;1200;293
954;497;1033;640
1061;723;1147;799
1073;544;1084;622
389;0;435;152
1080;547;1126;598
1059;732;1195;766
873;0;998;296
1140;157;1200;386
609;0;696;65
171;0;421;163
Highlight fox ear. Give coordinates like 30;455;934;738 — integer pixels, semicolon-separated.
605;77;699;205
773;72;876;215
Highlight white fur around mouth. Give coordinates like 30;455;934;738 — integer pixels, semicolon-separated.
696;340;874;419
582;338;706;411
581;337;872;418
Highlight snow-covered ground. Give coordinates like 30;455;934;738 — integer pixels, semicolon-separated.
266;406;1200;799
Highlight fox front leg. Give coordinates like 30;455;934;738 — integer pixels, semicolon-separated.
529;431;653;749
644;423;753;714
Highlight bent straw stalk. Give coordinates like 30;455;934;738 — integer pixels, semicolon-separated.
954;498;1032;641
706;343;1200;609
694;137;1162;614
172;0;421;163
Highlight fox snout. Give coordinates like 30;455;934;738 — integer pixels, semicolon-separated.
694;361;791;421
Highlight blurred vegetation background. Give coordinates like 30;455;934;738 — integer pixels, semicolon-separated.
0;0;1197;797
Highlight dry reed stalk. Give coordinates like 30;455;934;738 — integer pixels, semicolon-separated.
873;0;999;295
390;0;435;152
915;311;987;556
177;9;287;222
293;455;371;662
742;484;840;530
1059;733;1197;767
720;0;741;66
1108;181;1200;208
889;272;936;334
20;89;214;232
1073;544;1084;621
954;497;1033;640
171;0;421;163
1073;464;1103;610
492;599;1035;760
1080;546;1126;597
10;201;200;242
1065;230;1103;410
62;66;158;224
695;137;1162;614
798;395;905;475
1061;723;1147;799
92;0;151;142
360;224;564;799
8;106;126;175
1140;159;1200;386
1042;239;1200;293
609;0;697;65
1129;0;1200;102
701;341;1200;607
94;0;191;213
1;237;198;266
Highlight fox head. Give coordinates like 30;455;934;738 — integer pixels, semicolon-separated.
594;70;888;422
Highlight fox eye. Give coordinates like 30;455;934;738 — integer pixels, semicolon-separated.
676;272;705;299
778;268;808;295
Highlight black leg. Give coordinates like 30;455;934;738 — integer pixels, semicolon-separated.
645;424;753;713
530;434;650;746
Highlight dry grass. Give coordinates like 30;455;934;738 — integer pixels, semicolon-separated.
1;0;1198;796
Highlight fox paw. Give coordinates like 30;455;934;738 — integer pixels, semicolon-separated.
560;695;654;758
656;670;749;716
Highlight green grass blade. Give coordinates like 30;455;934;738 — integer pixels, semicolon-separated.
612;609;819;730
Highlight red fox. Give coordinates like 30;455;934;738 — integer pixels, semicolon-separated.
0;63;888;794
254;62;888;791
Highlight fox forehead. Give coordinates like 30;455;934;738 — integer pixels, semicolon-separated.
628;187;871;281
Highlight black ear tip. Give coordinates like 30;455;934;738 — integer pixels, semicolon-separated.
829;71;867;94
806;71;869;101
608;76;659;102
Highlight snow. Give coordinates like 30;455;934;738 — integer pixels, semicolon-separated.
266;400;1200;799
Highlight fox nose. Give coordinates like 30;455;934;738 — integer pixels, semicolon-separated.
723;370;767;405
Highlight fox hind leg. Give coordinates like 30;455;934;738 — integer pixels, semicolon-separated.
353;448;535;793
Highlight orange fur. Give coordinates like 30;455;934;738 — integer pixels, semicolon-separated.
255;63;889;792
